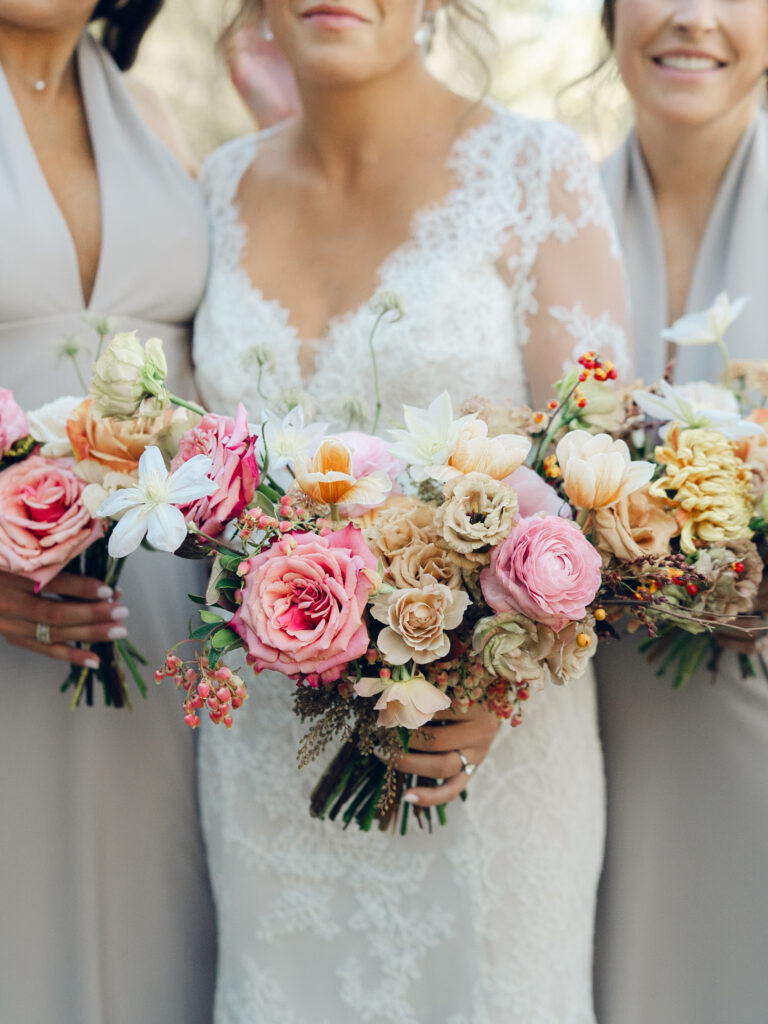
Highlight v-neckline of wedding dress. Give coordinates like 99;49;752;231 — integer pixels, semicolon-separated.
215;103;503;388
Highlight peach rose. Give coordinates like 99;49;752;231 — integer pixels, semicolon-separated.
370;576;470;665
66;399;176;483
591;484;680;562
231;524;377;683
0;455;103;590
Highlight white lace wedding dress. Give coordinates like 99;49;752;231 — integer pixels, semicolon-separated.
193;102;629;1024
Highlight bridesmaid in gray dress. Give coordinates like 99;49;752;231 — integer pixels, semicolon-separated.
0;4;215;1022
594;0;768;1021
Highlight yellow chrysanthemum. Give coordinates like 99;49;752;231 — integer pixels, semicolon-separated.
651;425;753;555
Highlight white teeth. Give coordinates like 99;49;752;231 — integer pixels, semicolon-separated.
657;55;720;70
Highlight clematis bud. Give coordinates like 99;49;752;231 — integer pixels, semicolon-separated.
89;331;169;419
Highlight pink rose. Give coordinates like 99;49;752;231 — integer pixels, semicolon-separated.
0;388;30;451
336;431;404;518
480;516;601;632
232;523;378;682
0;455;103;590
503;465;572;519
171;402;259;537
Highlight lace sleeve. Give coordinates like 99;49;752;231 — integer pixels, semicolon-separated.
505;122;632;409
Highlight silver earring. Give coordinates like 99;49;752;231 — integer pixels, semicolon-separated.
414;11;435;48
261;19;274;41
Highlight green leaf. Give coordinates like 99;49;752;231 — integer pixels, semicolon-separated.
211;627;239;651
116;639;148;699
250;490;277;517
189;623;214;641
187;593;208;605
218;554;243;573
199;609;224;624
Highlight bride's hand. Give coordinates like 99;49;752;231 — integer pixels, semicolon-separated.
0;569;129;669
394;704;500;807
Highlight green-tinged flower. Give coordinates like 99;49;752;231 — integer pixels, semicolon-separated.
369;291;405;321
471;613;553;689
89;332;169;419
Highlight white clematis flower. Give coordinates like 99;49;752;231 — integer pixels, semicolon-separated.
257;405;328;474
26;395;82;456
660;292;747;347
633;379;762;440
97;446;217;558
388;391;477;482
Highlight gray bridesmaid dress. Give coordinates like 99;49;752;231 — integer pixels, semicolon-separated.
0;33;216;1024
595;114;768;1024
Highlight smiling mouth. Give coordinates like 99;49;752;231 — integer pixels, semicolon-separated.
652;54;726;71
301;5;367;21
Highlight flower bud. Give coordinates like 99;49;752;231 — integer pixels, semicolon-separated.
89;332;169;419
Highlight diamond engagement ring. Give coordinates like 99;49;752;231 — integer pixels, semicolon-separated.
35;622;52;645
457;750;476;777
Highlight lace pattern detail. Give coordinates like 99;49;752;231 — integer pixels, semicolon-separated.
195;103;620;1023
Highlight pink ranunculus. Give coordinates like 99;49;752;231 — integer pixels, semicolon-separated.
171;402;259;537
480;516;602;633
0;455;103;590
336;431;404;518
232;523;378;683
0;388;30;451
503;465;572;519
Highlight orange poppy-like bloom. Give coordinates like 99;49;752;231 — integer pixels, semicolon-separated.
294;438;392;509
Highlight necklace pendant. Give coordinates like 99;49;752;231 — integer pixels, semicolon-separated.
34;79;46;92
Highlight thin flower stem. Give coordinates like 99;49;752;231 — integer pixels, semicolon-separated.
67;353;89;394
169;394;206;416
188;523;243;555
367;311;387;435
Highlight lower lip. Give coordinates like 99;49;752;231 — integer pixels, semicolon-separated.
651;58;724;81
302;12;365;28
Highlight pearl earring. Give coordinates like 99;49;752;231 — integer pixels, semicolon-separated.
261;19;274;41
414;11;435;48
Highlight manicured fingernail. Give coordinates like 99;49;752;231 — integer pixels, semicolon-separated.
372;745;386;761
110;606;130;620
108;626;128;640
97;586;114;599
84;657;100;669
403;793;420;804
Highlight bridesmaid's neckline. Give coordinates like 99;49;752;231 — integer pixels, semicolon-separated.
0;35;105;310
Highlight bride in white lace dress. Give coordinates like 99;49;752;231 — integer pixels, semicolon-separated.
193;4;629;1021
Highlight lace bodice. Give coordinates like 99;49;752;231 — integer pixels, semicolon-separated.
194;103;628;426
194;104;622;1024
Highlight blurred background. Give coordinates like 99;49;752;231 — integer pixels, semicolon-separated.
133;0;632;160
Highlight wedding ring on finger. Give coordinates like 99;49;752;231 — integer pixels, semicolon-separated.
35;622;52;645
456;749;476;777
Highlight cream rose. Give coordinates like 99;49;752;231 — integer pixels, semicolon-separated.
371;576;470;665
471;613;554;690
591;484;680;562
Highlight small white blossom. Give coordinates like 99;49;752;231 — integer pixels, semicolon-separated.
97;446;216;558
258;406;328;473
660;292;748;347
388;391;476;482
26;395;82;456
633;379;762;440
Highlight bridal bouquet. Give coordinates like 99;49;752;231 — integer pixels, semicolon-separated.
147;346;671;833
0;330;231;708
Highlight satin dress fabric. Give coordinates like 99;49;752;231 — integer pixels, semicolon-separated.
0;33;216;1024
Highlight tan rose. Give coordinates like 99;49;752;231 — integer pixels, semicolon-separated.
389;537;463;590
591;484;680;562
436;473;519;568
362;497;435;560
546;620;597;685
370;576;470;665
66;399;176;483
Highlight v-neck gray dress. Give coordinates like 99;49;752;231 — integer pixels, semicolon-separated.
595;114;768;1024
0;33;216;1024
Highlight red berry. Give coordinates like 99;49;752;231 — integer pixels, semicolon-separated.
686;583;699;597
733;561;745;574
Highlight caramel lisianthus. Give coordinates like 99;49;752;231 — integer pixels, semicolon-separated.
651;425;753;555
66;399;176;483
436;472;519;568
694;539;763;617
434;419;531;482
294;438;391;509
591;484;680;563
545;619;597;685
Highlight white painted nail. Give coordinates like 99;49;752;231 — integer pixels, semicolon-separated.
110;606;130;620
108;626;128;640
403;793;420;804
97;586;114;599
84;657;100;669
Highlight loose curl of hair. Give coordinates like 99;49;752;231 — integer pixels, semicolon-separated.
90;0;165;70
222;0;493;95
